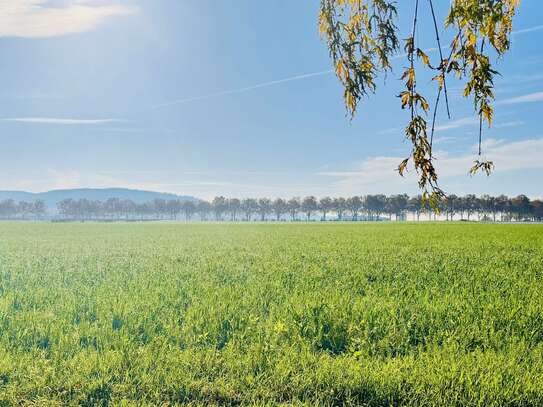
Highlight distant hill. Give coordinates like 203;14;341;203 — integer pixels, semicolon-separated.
0;188;199;212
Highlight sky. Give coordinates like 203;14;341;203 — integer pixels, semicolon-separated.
0;0;542;199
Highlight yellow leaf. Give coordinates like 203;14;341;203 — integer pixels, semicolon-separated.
481;105;493;127
397;158;409;176
336;60;343;78
399;91;410;109
318;13;328;35
417;49;430;67
432;74;444;89
345;91;356;113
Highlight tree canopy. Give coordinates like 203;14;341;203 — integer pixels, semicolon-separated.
319;0;520;205
2;194;541;223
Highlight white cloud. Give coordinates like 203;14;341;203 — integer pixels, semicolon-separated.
0;0;138;38
378;116;523;136
318;137;543;195
498;91;543;105
499;73;543;86
378;117;479;136
433;136;458;144
493;120;524;129
155;45;449;110
152;22;543;111
433;116;478;132
512;25;543;36
153;70;334;109
1;117;122;124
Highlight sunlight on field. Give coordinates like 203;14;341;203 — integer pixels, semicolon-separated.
0;223;542;405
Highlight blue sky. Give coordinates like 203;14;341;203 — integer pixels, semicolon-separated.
0;0;542;199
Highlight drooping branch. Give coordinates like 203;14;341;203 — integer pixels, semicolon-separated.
409;0;419;122
428;0;450;119
319;0;520;206
430;87;441;149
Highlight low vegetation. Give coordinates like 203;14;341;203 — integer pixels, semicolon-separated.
0;222;542;405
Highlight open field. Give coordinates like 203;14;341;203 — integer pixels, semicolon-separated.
0;222;542;406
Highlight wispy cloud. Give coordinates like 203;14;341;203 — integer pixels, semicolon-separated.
494;120;524;129
434;118;523;132
499;73;543;86
153;70;334;109
0;0;138;38
433;136;458;144
512;24;543;36
434;116;479;132
318;137;543;195
379;116;524;136
498;91;543;105
153;47;443;109
379;116;479;136
1;117;122;125
151;23;543;111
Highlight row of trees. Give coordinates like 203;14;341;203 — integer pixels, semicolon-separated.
1;194;541;222
51;195;543;222
0;200;47;219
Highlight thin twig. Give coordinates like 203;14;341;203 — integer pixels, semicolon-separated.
430;86;442;150
409;0;420;121
428;0;450;119
431;30;462;148
478;39;486;156
478;114;483;156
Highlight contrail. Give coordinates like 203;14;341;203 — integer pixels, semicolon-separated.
512;24;543;36
152;70;333;109
0;117;122;125
153;23;543;110
152;48;441;110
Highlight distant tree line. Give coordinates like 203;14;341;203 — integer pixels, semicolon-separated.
46;195;543;222
0;200;47;220
1;195;541;222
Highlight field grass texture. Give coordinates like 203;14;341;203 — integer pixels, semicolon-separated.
0;222;542;406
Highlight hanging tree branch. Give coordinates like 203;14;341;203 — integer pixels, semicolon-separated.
319;0;520;206
409;0;419;123
428;0;449;150
428;0;450;119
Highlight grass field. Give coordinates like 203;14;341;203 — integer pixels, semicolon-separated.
0;222;542;406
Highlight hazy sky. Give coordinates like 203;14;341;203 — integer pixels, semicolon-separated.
1;0;542;199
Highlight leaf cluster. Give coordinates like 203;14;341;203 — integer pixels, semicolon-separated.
319;0;520;206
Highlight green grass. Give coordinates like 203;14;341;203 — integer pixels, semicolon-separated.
0;222;542;406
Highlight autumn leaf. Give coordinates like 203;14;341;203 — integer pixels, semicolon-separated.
417;48;430;67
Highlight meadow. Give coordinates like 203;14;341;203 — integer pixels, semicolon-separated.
0;222;542;406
